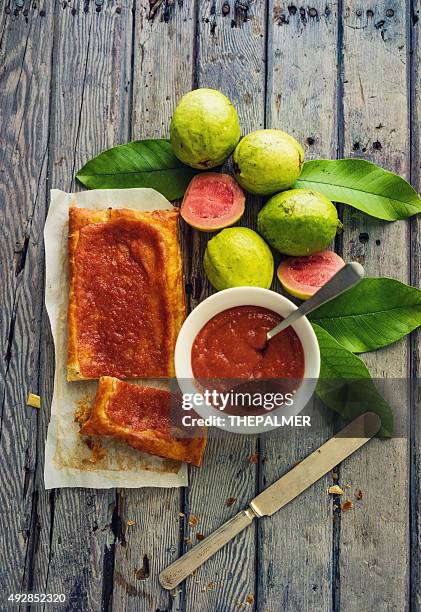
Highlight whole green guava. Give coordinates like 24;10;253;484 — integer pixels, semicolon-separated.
257;189;341;256
204;227;274;290
233;129;304;195
170;89;241;169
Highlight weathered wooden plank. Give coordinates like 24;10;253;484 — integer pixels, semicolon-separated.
183;1;267;609
0;1;55;602
111;1;197;610
30;3;133;610
410;2;420;610
267;1;340;159
1;4;418;611
338;3;410;610
259;3;339;610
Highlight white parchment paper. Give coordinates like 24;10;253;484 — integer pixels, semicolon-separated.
43;188;188;489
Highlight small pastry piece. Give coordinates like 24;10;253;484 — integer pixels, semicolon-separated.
79;377;207;467
67;207;185;381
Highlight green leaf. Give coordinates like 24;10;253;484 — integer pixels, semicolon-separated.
309;278;421;353
313;324;393;437
293;158;421;221
76;139;198;201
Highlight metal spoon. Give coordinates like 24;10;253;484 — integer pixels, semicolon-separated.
266;261;365;343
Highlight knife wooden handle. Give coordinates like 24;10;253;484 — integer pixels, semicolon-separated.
159;508;256;590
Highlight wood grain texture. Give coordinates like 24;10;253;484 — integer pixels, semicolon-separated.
0;1;55;601
111;1;197;610
0;2;420;610
259;3;339;610
183;1;267;609
28;3;133;611
267;1;339;159
338;2;410;610
410;2;421;610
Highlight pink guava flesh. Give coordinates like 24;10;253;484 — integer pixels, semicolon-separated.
181;172;245;231
278;251;345;300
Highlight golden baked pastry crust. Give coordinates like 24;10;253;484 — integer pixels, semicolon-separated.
79;377;207;467
67;206;185;381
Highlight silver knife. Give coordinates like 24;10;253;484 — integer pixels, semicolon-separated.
159;411;381;590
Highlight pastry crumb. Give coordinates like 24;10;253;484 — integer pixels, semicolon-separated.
85;439;106;463
226;497;237;506
202;581;215;592
355;489;363;500
188;514;199;527
341;500;353;512
126;519;136;526
196;533;205;541
249;453;259;464
237;594;255;608
27;393;41;409
328;485;344;495
74;395;93;427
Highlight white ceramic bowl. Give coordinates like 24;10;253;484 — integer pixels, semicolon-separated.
175;287;320;434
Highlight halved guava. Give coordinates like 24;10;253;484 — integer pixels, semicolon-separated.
277;251;345;300
180;172;245;231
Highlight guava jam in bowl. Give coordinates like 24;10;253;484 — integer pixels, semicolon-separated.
175;287;320;433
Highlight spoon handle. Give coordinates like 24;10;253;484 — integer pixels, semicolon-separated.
267;262;364;341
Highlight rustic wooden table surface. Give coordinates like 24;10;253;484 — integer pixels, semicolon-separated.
1;1;420;610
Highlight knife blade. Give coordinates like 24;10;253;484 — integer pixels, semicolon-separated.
159;412;381;590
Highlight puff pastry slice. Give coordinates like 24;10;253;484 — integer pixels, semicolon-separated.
79;377;207;467
67;207;185;380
